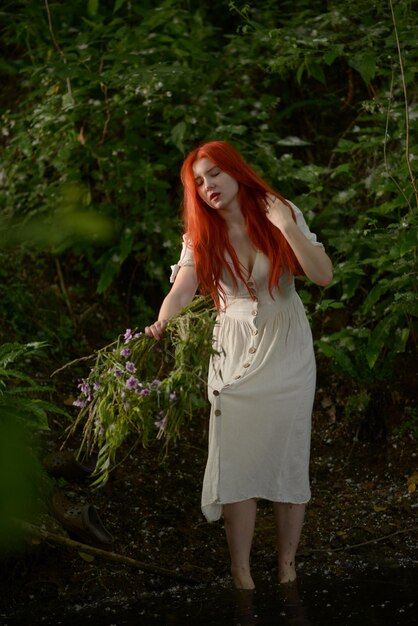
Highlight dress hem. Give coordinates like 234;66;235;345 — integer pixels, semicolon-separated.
202;493;311;523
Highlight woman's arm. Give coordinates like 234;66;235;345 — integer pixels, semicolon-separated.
266;196;333;287
144;265;198;339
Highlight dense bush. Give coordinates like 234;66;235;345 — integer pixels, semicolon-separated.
0;0;416;437
0;342;68;546
232;0;418;398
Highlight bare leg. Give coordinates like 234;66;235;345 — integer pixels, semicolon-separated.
273;502;305;583
223;499;257;590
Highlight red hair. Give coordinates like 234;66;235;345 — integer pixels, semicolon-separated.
180;140;303;308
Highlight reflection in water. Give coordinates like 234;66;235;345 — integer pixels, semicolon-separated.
279;580;312;625
231;579;311;625
232;589;257;625
4;567;417;625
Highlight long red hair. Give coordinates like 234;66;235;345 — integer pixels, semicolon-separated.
180;140;302;308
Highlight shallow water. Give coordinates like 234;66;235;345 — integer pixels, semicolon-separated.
2;567;417;625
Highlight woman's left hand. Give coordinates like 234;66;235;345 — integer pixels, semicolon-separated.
264;194;333;287
264;194;294;232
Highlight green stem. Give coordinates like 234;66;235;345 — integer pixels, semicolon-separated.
388;0;418;208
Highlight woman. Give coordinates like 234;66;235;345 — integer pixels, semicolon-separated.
145;140;333;589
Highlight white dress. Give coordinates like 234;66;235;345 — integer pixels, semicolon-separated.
170;203;324;522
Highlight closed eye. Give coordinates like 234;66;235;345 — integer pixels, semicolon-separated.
194;168;221;187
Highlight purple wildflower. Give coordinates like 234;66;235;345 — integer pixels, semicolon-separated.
138;388;151;396
114;368;124;378
120;347;132;358
126;361;137;373
124;328;133;343
126;376;140;389
73;399;86;408
78;382;91;397
169;391;177;401
134;332;142;339
150;379;161;388
93;382;101;391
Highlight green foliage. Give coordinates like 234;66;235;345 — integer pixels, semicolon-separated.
343;389;371;428
1;0;306;348
232;0;418;388
0;341;68;548
0;0;284;294
70;296;215;486
395;406;418;440
0;415;52;550
0;0;417;437
0;341;69;430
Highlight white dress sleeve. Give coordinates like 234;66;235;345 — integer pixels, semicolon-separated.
169;234;194;283
289;201;325;249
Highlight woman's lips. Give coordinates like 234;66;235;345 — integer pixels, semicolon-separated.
209;192;220;202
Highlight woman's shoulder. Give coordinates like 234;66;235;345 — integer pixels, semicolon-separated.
288;201;324;249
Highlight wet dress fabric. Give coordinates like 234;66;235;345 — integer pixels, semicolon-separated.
170;202;324;522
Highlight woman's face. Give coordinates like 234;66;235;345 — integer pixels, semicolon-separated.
192;157;239;211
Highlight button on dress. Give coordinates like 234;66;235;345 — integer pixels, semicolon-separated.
170;202;324;522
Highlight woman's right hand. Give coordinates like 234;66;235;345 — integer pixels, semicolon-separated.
144;319;167;340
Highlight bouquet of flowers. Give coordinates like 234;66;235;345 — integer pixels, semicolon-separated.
70;296;216;486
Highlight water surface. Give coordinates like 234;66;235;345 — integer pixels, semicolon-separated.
2;567;416;625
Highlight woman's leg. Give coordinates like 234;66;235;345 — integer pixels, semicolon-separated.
273;502;306;583
223;499;257;590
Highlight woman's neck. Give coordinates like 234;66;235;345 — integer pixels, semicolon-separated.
219;201;246;232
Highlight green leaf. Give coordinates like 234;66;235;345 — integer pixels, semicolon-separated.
0;342;47;368
341;270;364;300
333;138;357;153
392;327;410;355
307;62;326;85
0;401;50;431
366;316;394;369
296;62;305;84
316;299;345;312
332;163;352;176
87;0;99;17
323;50;337;65
317;340;357;379
398;229;418;256
97;263;118;294
171;121;187;154
113;0;126;13
362;280;391;314
348;53;376;85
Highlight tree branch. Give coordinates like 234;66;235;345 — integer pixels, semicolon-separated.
15;519;208;584
299;528;413;555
